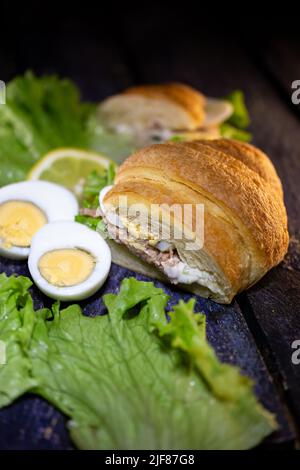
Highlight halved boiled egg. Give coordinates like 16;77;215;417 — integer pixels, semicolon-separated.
28;221;111;300
0;181;78;259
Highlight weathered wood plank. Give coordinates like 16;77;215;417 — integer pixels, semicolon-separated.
0;396;72;450
239;267;300;425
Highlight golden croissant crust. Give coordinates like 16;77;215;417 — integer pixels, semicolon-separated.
104;139;289;303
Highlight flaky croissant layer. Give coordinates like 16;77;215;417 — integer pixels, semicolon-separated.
103;139;289;303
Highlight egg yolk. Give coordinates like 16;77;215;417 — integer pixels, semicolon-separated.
38;249;95;287
0;200;47;248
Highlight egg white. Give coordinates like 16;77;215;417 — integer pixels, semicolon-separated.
99;185;124;228
28;221;111;301
0;181;78;259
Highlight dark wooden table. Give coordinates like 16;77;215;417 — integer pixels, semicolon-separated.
0;9;299;449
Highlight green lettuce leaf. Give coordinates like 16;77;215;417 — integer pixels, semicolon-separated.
74;214;101;230
153;298;262;401
225;90;250;129
220;122;252;142
0;73;134;187
87;115;136;164
81;165;115;209
0;72;95;186
0;274;37;406
0;275;275;449
75;166;114;233
169;135;185;142
221;90;252;142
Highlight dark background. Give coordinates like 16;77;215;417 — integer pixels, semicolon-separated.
1;6;300;99
1;4;300;450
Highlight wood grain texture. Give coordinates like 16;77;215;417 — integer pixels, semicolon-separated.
239;266;300;424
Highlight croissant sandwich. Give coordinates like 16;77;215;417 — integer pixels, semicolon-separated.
99;83;233;146
100;139;289;304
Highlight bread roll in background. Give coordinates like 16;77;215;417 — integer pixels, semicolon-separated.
99;82;234;147
103;139;289;304
100;82;206;132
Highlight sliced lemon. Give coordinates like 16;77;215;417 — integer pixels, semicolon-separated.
28;148;115;197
